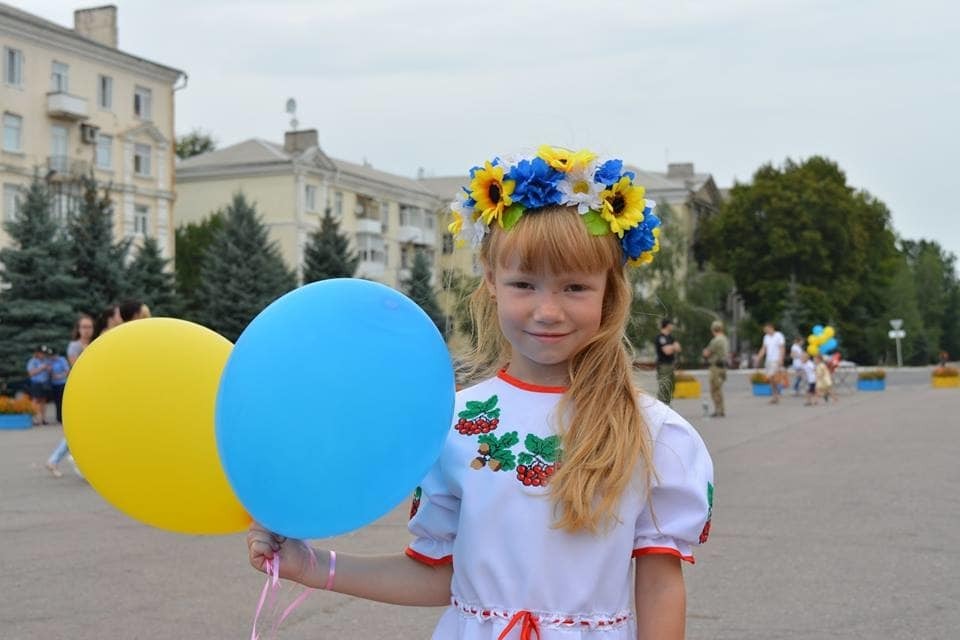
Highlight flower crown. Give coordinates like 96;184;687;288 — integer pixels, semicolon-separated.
448;145;661;267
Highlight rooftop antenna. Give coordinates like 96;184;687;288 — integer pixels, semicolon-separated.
285;98;298;131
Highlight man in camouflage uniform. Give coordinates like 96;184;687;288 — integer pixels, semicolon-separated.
702;320;730;417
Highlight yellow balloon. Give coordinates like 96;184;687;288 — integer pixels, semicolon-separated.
807;344;819;356
822;326;835;340
63;318;249;534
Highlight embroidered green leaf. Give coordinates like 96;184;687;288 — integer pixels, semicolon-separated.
481;395;499;413
525;433;545;455
581;210;610;236
501;204;524;231
498;431;519;449
492;449;516;471
466;400;485;411
458;407;482;419
487;408;501;419
478;434;499;450
517;452;534;466
540;435;561;462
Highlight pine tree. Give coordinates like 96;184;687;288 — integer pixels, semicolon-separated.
0;179;83;381
193;193;297;341
302;210;359;283
65;175;130;315
174;210;224;321
403;249;445;333
127;236;178;316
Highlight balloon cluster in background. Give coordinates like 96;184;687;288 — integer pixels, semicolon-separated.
807;324;839;356
63;279;455;539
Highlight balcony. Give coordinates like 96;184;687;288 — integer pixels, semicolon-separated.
356;260;386;280
398;224;437;246
47;92;89;121
47;156;91;180
356;218;382;234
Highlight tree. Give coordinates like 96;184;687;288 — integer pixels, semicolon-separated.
192;193;297;341
403;250;444;333
65;175;130;316
703;157;899;363
0;179;82;381
174;211;224;319
175;129;216;160
302;210;358;283
127;236;178;317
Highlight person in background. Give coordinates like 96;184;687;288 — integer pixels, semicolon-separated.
790;336;805;395
45;314;94;477
815;354;835;403
118;299;151;322
26;345;51;425
756;322;785;404
802;352;817;406
655;318;681;405
702;320;729;417
46;346;69;424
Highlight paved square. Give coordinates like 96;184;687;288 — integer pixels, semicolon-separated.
1;370;957;639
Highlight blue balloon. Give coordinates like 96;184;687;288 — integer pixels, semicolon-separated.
819;337;838;354
812;325;824;336
216;279;455;539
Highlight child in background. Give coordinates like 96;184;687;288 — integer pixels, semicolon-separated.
815;354;834;403
802;352;817;406
246;146;714;639
26;345;51;425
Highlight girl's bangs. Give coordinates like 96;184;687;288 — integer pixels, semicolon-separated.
489;207;621;275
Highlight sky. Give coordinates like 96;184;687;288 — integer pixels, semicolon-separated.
23;0;960;262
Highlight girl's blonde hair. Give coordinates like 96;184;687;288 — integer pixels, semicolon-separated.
463;206;654;533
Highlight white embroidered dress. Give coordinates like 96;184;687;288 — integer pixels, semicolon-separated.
407;371;714;639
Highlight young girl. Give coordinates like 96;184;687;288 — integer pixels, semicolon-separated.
247;146;714;639
46;313;94;477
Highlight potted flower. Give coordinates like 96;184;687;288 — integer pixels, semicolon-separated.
750;372;772;396
673;371;701;399
0;395;34;429
856;368;886;391
932;365;960;389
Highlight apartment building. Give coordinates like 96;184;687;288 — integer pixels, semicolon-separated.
0;4;185;256
176;129;441;289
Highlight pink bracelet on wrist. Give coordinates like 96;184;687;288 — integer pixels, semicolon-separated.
324;550;336;590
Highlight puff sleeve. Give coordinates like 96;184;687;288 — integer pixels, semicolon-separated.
633;405;714;564
405;453;459;566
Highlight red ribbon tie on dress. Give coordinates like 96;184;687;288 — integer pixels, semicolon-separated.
498;610;541;640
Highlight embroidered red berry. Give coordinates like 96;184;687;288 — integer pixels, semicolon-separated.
455;396;502;436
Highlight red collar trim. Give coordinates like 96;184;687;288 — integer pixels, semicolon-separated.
497;369;567;394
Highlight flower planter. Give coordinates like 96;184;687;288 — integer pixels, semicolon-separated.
0;413;33;429
857;379;885;392
751;382;772;396
674;379;701;399
932;376;959;389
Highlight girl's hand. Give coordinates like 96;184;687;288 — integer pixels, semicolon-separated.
246;521;313;584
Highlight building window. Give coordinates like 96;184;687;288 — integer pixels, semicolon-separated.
134;204;149;235
334;191;343;217
134;143;151;176
2;113;22;152
97;75;113;110
96;134;113;169
134;86;152;119
442;233;454;255
3;184;21;221
4;47;23;86
425;214;435;230
380;201;390;229
400;205;423;228
305;185;317;212
356;232;386;264
50;125;69;172
50;61;69;93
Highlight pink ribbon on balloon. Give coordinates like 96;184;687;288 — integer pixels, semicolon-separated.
251;547;318;640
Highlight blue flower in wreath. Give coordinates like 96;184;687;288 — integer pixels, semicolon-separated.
594;159;624;187
506;157;564;210
461;186;476;207
620;208;660;259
